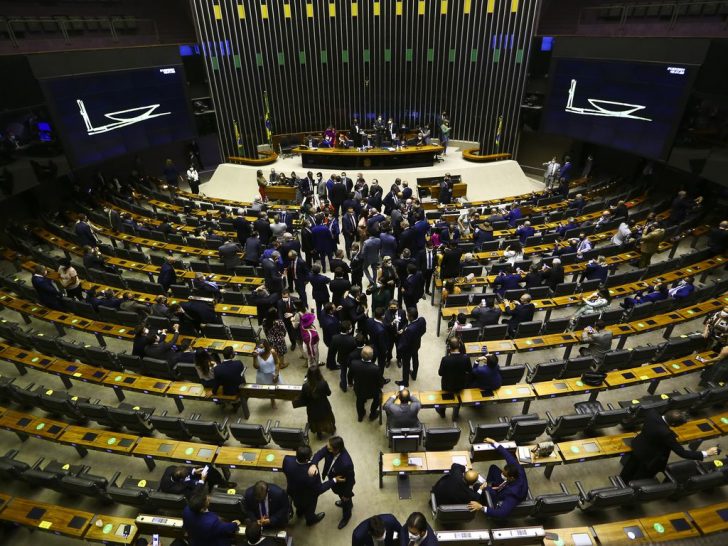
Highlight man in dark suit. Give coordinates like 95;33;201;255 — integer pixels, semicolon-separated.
320;302;342;370
351;513;401;546
144;323;192;365
253;212;272;245
243;521;277;546
330;321;358;392
285;251;308;307
74;214;98;247
402;512;437;546
282;445;331;526
436;337;472;419
312;215;336;272
218;239;241;272
620;409;719;483
342;207;359;258
366;308;390;374
402;264;425;309
417;243;437;295
541;258;565;291
182;490;239;546
350;346;385;422
467;438;529;519
158;257;178;292
244;232;262;266
280;233;300;265
261;251;283;294
232;210;251;246
277;289;299;348
106;207;122;232
396;308;427;387
383;300;407;366
431;463;481;505
471;298;501;329
159;464;228;498
383;389;421;430
31;265;64;310
243;480;290;530
212;346;246;395
310;436;356;529
179;298;221;329
502;293;536;337
308;263;331;315
330;268;352;306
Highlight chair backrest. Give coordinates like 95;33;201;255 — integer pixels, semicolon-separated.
600;350;632;371
499;364;526;385
56;475;107;499
514;320;542;338
562;356;596;378
528;361;565;383
185;419;230;445
229;325;257;342
469;422;509;444
77;401;116;428
547;414;593;440
631;479;678;501
542;317;571;334
270;425;309;449
147;491;187;511
533;493;579;517
149;415;193;441
230;423;271;447
208;494;246;520
107;407;154;434
583;485;635;509
202;323;230;340
481;324;508;341
141;357;177;380
456;328;480;343
423;426;460;451
507;419;547;443
430;493;476;524
107;486;150;509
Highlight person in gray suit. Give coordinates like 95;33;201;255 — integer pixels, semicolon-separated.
579;319;612;368
362;234;382;286
218;239;241;272
383;389;421;430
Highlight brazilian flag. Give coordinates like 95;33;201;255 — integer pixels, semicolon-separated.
494;115;503;148
264;91;273;144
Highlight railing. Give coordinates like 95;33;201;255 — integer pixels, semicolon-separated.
579;1;728;27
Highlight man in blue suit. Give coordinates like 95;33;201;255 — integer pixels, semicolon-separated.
243;480;290;530
402;264;425;309
351;513;401;546
182;490;239;546
31;265;64;310
312;215;336;272
74;214;98;247
366;307;389;374
212;346;246;395
320;302;342;370
282;445;332;527
402;512;438;545
308;263;331;316
310;436;356;529
467;438;529;519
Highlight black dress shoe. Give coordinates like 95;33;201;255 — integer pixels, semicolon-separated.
357;416;364;422
337;516;351;529
369;412;380;421
411;373;417;381
328;365;341;370
383;378;391;385
335;500;343;507
395;381;407;387
307;512;325;526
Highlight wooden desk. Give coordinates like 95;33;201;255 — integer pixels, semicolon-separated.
558;439;605;462
296;144;444;169
674;418;722;445
592;520;651;544
639;512;700;543
132;438;217;470
0;496;94;537
379;450;470;487
214;447;293;471
605;363;673;390
59;425;138;457
381;390;460;409
0;406;68;441
688;500;728;535
543;527;595;546
240;384;303;401
84;515;139;545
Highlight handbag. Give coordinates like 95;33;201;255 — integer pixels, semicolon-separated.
531;441;555;458
581;371;607;386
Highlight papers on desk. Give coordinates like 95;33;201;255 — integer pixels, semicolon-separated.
452;455;468;466
517;446;532;463
407;457;423;467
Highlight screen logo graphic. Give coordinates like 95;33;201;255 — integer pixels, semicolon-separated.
76;99;172;135
565;79;652;122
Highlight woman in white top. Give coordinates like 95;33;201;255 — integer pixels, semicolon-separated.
569;287;612;330
57;257;83;300
253;339;283;407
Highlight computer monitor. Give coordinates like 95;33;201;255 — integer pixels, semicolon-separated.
391;434;420;454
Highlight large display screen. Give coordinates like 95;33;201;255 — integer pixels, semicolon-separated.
541;59;694;159
42;66;195;167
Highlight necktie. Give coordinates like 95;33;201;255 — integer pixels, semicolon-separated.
260;500;267;517
427;252;432;269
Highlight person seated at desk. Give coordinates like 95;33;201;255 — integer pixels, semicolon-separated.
383;389;421;430
160;464;230;498
471;298;502;328
431;462;481;505
402;512;438;546
492;267;523;298
182;489;240;546
502;293;535;337
669;276;696;300
243;480;290;530
193;272;222;300
467;438;529;518
471;354;502;394
620;282;669;309
516;221;535;244
351;513;402;546
580;255;609;284
338;132;353;149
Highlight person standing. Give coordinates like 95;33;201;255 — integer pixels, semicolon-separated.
282;445;331;527
350;346;385;422
417;243;437;296
342;207;359;257
620;409;719;483
263;308;288;370
402;263;425;309
57;257;83;300
187;165;200;194
309;436;356;529
436;337;472;419
402;512;438;546
638;223;665;268
439;119;451;156
293;365;336;439
212;346;246;396
300;310;321;368
243;481;290;529
256;169;268;202
330;320;358;392
542;156;560;189
579;320;613;368
253;340;282;407
182;490;239;546
396;307;427;387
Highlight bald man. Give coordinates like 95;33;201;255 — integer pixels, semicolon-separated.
431;462;482;505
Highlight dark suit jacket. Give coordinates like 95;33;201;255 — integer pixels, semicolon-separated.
417;248;437;272
365;318;388;358
159;466;203;498
630;409;704;475
543;265;565;290
31;274;62;309
308;273;331;301
244;237;262;263
182;505;237;546
402;272;425;301
504;302;535;332
158;262;177;290
218;242;241;270
438;353;472;392
232;216;251;244
181;300;220;327
75;221;97;247
331;333;358;366
243;483;289;529
212;359;245;395
331;278;352;305
351;513;401;546
432;463;481;505
486;445;529;518
472;306;501;328
144;332;180;363
396;317;426;355
254;218;272;245
312;445;355;498
319;312;341;346
350;359;384;398
282;455;333;504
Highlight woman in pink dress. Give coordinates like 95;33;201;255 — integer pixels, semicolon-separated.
300;312;320;368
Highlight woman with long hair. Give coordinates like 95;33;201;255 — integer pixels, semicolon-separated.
253;339;282;407
194;348;216;387
57;257;83;300
293;365;336;440
263;307;288;369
